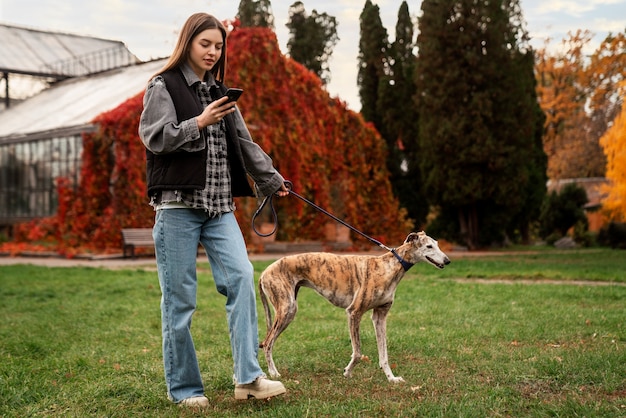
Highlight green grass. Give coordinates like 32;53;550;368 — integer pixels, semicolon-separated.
1;249;625;417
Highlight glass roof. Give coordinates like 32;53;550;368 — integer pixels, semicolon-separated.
0;23;139;79
0;59;165;142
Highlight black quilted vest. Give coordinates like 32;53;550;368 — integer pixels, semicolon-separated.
145;68;254;198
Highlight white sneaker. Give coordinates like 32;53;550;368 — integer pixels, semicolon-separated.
234;377;286;400
178;395;209;408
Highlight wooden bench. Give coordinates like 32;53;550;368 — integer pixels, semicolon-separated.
122;228;154;258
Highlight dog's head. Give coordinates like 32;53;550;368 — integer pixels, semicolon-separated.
403;231;450;269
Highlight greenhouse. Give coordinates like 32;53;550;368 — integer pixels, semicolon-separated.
0;23;162;229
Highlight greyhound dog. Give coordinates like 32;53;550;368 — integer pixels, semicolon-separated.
259;231;450;383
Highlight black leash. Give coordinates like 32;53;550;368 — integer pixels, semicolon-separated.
251;181;414;271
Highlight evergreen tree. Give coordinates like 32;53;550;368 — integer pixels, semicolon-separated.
237;0;274;29
377;2;429;226
286;1;339;85
357;0;389;126
416;0;547;248
508;50;547;244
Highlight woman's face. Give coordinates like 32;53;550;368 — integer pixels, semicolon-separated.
187;28;223;80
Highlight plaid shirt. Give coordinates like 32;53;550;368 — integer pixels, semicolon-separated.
158;82;234;216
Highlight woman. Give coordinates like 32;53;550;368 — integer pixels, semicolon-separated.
139;13;288;407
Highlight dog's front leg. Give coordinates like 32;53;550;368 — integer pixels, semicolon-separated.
372;306;404;383
343;308;364;378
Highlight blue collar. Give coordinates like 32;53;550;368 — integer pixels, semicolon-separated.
391;249;414;271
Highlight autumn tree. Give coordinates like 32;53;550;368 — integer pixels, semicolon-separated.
599;86;626;222
586;32;626;175
416;0;546;248
535;31;600;179
587;33;626;133
237;0;274;29
285;1;339;85
535;30;626;179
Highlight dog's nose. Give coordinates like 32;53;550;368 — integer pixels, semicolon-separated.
444;257;451;265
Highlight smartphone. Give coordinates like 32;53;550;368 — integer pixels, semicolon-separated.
224;88;243;103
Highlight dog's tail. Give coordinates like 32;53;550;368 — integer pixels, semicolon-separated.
258;277;273;348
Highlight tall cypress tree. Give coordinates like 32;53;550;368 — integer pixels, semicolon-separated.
416;0;546;248
357;0;389;125
508;50;547;243
377;2;428;226
378;2;414;148
237;0;275;29
286;1;339;85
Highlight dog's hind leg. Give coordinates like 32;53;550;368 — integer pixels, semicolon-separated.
372;305;404;383
259;276;298;378
259;279;274;334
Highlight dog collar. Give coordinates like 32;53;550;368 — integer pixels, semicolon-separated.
391;249;414;271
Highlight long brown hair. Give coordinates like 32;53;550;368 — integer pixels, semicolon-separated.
152;13;228;82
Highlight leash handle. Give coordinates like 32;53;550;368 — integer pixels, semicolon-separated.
251;195;279;237
251;181;294;237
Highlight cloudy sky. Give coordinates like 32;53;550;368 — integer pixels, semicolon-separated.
1;0;625;110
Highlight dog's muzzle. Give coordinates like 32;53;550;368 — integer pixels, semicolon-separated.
427;256;450;269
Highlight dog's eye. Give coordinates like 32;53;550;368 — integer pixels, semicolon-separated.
426;245;433;249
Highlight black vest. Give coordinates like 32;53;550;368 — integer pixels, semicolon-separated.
145;68;254;198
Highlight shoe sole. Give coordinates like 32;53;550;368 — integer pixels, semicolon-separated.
234;386;286;400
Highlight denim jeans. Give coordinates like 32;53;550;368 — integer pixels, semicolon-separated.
153;208;264;402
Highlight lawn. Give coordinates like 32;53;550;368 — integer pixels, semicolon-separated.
0;248;624;417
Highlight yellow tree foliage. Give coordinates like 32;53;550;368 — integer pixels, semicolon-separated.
599;88;626;222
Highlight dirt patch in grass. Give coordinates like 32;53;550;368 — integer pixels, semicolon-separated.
448;277;626;287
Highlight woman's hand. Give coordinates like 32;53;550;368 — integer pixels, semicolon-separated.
275;182;290;197
196;96;236;129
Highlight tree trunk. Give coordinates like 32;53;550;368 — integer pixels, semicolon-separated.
458;205;479;250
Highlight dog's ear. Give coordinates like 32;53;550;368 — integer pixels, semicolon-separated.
404;232;420;244
405;231;427;246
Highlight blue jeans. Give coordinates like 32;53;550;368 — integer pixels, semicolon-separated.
153;209;264;402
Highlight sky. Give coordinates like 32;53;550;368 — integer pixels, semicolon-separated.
1;0;625;110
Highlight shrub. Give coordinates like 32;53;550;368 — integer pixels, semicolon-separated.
539;183;588;240
597;222;626;249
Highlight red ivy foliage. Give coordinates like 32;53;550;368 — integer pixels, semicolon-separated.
5;25;412;256
227;27;412;245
